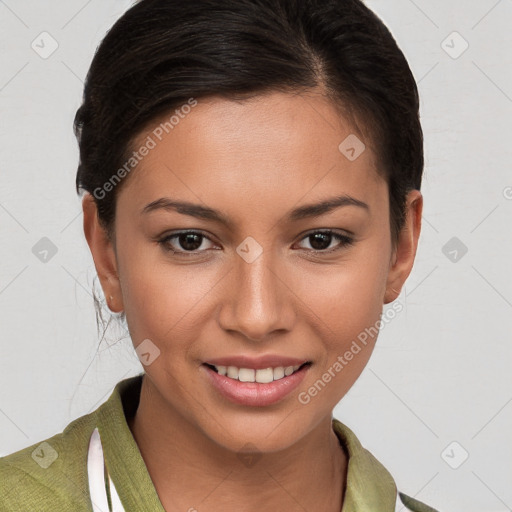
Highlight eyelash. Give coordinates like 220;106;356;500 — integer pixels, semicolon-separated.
157;230;354;257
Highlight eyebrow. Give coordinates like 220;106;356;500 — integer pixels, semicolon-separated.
141;194;369;226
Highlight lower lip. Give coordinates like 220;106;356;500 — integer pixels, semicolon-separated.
202;364;310;407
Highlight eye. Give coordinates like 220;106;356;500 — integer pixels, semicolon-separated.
158;231;217;256
158;229;354;258
296;230;354;254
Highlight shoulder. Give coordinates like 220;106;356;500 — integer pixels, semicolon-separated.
0;408;97;511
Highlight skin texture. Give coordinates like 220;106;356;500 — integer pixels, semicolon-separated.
82;89;422;511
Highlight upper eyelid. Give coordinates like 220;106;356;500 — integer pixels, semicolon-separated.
158;230;218;253
160;230;217;244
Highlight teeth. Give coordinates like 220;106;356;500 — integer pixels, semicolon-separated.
255;368;273;383
212;364;303;383
273;366;285;380
227;366;239;379
284;366;295;376
238;368;255;382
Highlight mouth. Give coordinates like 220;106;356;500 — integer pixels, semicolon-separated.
201;360;312;406
203;362;312;384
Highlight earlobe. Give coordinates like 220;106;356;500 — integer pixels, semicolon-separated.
82;193;124;313
383;189;423;305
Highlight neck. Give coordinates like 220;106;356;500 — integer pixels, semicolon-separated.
128;375;348;512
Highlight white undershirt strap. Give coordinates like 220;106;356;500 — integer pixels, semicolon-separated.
87;428;126;512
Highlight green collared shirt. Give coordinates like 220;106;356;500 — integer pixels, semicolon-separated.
0;374;439;511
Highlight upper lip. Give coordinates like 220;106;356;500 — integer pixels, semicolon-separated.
204;355;311;370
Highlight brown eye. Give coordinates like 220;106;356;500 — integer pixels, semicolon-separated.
158;231;216;255
177;232;203;251
298;230;354;253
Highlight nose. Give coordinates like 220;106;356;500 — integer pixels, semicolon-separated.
217;248;295;342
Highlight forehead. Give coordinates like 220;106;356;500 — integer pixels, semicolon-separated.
119;90;385;218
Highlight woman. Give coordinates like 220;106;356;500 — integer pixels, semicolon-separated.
0;0;440;510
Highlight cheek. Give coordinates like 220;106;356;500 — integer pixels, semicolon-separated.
119;245;218;345
297;261;388;404
299;250;389;349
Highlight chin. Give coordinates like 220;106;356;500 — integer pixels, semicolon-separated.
197;410;315;455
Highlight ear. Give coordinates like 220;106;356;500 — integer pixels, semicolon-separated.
82;193;124;313
383;189;423;304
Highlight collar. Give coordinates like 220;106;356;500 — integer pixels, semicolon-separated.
332;418;399;510
92;374;400;511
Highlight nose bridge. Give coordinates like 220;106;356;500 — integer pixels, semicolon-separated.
219;244;293;340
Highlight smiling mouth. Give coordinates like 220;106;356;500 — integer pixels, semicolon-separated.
203;362;312;384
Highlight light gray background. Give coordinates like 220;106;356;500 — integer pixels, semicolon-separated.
0;1;511;510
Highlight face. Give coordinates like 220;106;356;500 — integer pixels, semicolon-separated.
84;89;422;453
